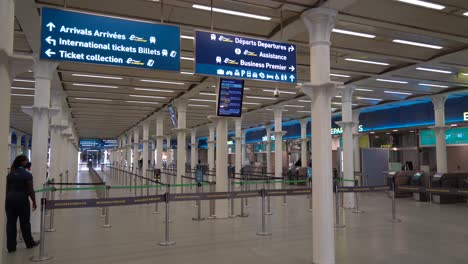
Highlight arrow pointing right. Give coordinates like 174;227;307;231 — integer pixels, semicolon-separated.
46;22;56;32
45;49;56;57
289;65;295;72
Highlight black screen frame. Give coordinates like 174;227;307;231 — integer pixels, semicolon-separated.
216;78;245;117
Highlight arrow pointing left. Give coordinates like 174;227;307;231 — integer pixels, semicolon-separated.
45;49;56;57
45;36;56;46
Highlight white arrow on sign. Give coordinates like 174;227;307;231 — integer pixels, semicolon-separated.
45;36;56;46
289;65;295;72
45;49;56;57
46;22;56;32
288;45;295;52
289;75;295;82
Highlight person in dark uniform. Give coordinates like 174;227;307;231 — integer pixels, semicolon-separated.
5;155;40;253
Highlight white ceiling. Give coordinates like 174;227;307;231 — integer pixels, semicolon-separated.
9;0;468;139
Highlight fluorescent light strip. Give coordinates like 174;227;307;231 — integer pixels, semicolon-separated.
464;12;468;17
246;96;276;100
332;28;376;39
180;71;194;75
243;102;261;105
357;97;382;101
463;73;468;76
376;78;408;84
11;94;34;97
332;102;359;106
418;83;449;88
75;97;112;101
181;56;194;61
192;4;271;21
297;110;311;113
13;78;36;83
416;67;452;74
11;87;35;91
298;99;311;103
72;83;119;89
262;89;296;94
181;35;194;40
355;88;374;92
392;39;443;49
188;104;210;108
384;90;413;95
266;108;289;112
134;88;175;93
129;94;166;99
345;58;389;66
396;0;445;10
189;98;216;102
140;79;185;85
330;73;351;78
200;92;216;96
451;124;458;127
72;73;123;80
125;101;159;105
284;105;305;108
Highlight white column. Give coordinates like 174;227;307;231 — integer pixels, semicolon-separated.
191;129;198;168
174;100;187;184
27;60;58;233
8;130;14;165
0;0;15;255
61;127;72;173
142;121;150;179
126;134;132;172
133;127;140;174
265;124;272;173
300;119;309;167
15;131;22;157
241;130;247;166
166;135;172;164
151;140;155;167
300;8;338;264
49;90;65;179
432;95;448;173
352;110;361;173
211;117;229;218
272;106;285;180
337;86;355;208
208;124;215;171
155;113;164;169
234;118;243;175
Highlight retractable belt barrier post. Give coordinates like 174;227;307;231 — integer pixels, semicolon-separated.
388;182;402;223
307;178;312;212
159;185;176;246
100;182;107;218
46;182;56;233
229;178;236;218
192;183;205;221
30;198;53;262
256;189;271;236
239;182;249;217
208;182;216;219
65;170;69;190
103;186;111;228
352;179;365;214
59;173;63;195
334;184;346;228
266;180;272;215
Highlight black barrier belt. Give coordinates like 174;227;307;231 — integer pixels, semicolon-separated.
46;194;165;210
49;182;105;186
398;185;468;196
337;185;390;193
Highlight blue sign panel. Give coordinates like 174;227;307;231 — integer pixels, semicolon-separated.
40;8;180;71
195;31;296;83
217;78;244;117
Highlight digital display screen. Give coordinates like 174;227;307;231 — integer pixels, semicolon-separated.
167;104;178;128
217;78;244;117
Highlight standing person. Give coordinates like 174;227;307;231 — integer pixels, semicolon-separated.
5;155;40;253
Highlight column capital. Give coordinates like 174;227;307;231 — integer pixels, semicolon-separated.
208;115;231;123
154;135;165;139
272;131;287;136
300;82;341;99
299;118;308;126
272;105;284;115
190;143;198;147
352;109;361;122
207;140;215;144
336;121;357;128
172;128;190;133
233;136;244;141
431;94;447;110
430;125;449;131
301;8;337;46
33;60;58;80
341;86;354;103
21;105;60;118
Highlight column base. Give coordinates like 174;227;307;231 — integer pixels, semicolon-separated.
159;241;176;246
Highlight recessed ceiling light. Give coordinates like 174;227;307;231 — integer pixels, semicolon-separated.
345;58;389;66
75;97;112;101
393;129;399;132
335;95;342;98
450;124;458;127
384;90;412;95
243;102;261;105
355;88;374;92
246;96;276;100
11;94;34;97
140;79;185;85
125;101;159;104
188;104;210;108
181;35;195;40
418;83;449;88
330;73;351;78
332;28;376;39
71;73;123;80
392;39;443;49
376;78;408;84
181;56;194;61
386;132;391;135
192;4;271;21
370;131;375;134
200;92;216;96
72;83;119;89
129;94;166;99
189;98;216;102
416;67;452;74
134;88;175;93
262;89;296;94
11;87;35;91
396;0;445;10
13;78;36;83
180;71;194;75
357;96;382;101
284;105;305;108
409;130;415;132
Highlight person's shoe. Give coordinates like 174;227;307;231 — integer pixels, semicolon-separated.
26;240;40;249
8;249;16;253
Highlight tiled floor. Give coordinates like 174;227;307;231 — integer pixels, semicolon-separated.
4;168;468;264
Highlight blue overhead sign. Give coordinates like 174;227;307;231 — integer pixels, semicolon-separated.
195;31;297;83
40;8;180;71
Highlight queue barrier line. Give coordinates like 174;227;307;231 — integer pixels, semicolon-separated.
397;185;468;195
233;179;308;185
48;182;105;186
